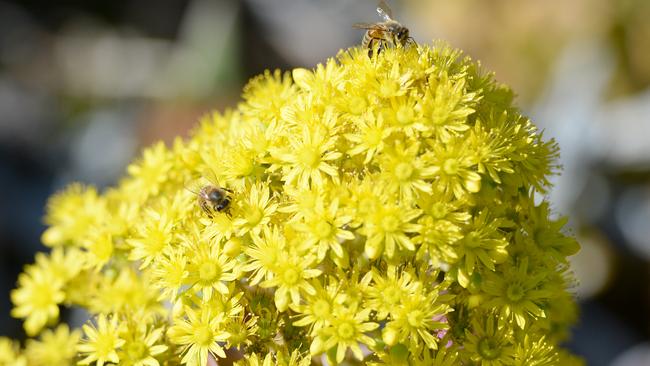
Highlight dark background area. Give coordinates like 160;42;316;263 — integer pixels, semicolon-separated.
1;1;649;365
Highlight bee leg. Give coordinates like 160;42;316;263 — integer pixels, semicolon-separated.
200;201;213;218
367;38;378;57
377;41;386;55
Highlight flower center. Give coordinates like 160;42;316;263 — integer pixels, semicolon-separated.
394;162;414;181
125;341;147;360
464;231;481;248
298;146;321;168
366;128;384;147
337;322;355;340
349;96;367;115
95;334;117;358
396;106;414;125
312;299;331;318
283;268;299;286
246;207;264;226
384;285;402;306
195;325;214;346
443;159;459;175
314;220;333;239
34;283;58;308
407;310;422;327
148;230;167;253
430;202;447;219
199;261;221;282
380;80;400;98
478;337;501;360
506;282;525;302
382;214;400;233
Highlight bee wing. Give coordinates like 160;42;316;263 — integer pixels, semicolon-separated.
183;181;200;195
377;0;394;21
353;22;388;30
202;168;222;186
353;22;378;29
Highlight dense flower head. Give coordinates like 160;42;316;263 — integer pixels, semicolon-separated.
7;41;580;364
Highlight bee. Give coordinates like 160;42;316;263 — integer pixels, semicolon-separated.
186;181;233;218
353;0;412;57
198;185;233;217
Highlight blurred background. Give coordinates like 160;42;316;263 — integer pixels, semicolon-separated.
0;0;649;364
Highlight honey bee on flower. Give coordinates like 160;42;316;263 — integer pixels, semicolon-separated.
186;174;234;218
354;0;413;56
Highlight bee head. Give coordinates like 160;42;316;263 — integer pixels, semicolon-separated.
387;23;409;43
395;27;409;42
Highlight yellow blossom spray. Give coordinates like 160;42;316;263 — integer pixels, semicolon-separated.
6;41;582;365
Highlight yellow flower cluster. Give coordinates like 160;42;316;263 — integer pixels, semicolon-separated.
5;42;582;365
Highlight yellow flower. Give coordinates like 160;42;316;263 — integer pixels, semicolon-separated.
167;308;230;366
414;70;477;142
482;257;551;329
260;249;322;312
89;267;162;318
149;247;188;301
81;229;115;271
240;69;297;123
11;266;65;336
291;278;346;335
244;225;287;285
293;197;354;261
292;59;344;96
233;182;278;236
271;122;341;188
126;142;173;199
234;350;311;366
225;312;258;349
359;195;421;259
127;209;175;269
363;265;419;319
25;324;80;366
0;337;27;366
378;141;437;200
183;227;240;301
454;210;511;288
425;138;482;199
345;111;392;164
310;304;378;363
382;286;452;351
512;335;559;366
78;314;126;366
33;247;85;283
41;183;106;247
119;325;168;366
463;313;516;366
